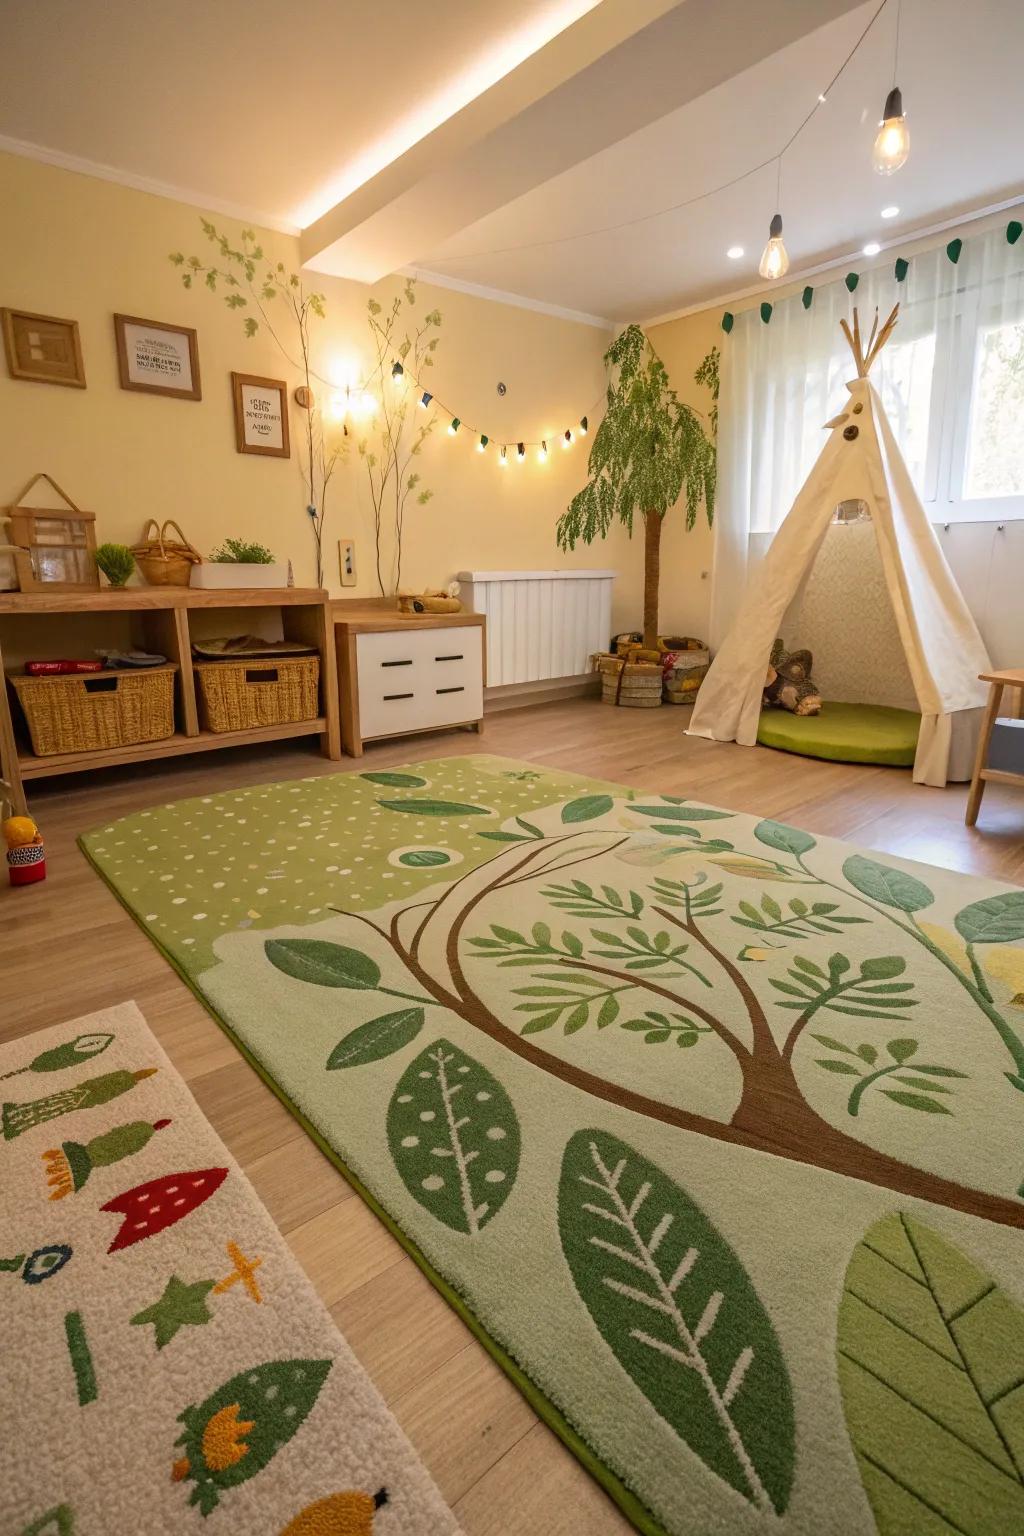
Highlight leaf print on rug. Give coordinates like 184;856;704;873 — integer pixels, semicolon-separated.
1;1033;113;1081
172;1358;332;1515
20;1506;74;1536
387;1039;520;1235
559;1129;794;1515
4;1067;157;1139
278;1488;388;1535
43;1117;171;1200
837;1212;1024;1532
101;1166;227;1251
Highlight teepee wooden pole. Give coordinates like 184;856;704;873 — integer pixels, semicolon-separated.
866;307;880;360
863;303;900;373
840;316;866;377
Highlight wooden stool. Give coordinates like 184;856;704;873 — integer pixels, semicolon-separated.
966;668;1024;827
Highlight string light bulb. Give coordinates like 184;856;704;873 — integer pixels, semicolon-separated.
873;86;910;174
516;442;526;462
391;360;404;381
448;417;461;436
419;391;432;409
538;440;548;462
579;416;588;436
758;213;789;280
563;429;573;448
477;435;488;453
499;446;508;467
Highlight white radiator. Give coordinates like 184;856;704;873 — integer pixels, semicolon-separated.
457;569;615;687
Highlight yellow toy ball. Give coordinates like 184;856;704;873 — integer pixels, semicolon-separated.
3;815;40;849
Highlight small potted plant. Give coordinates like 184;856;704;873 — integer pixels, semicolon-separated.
190;538;289;590
95;543;136;589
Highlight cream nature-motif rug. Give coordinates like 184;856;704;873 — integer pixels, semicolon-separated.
0;1001;457;1536
80;756;1024;1536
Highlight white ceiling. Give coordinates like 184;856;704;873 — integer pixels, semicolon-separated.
3;0;1022;322
417;0;1024;320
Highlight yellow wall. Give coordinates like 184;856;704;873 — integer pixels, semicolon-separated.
645;305;722;640
1;150;710;637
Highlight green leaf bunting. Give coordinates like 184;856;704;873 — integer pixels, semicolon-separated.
559;1129;794;1514
326;1009;425;1070
837;1212;1024;1532
387;1039;520;1235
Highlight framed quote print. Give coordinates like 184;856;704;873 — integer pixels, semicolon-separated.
231;372;290;458
2;307;86;388
114;313;201;400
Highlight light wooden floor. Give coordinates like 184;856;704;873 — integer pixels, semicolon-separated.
3;699;1023;1534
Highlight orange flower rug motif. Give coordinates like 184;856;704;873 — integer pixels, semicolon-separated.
0;1002;457;1536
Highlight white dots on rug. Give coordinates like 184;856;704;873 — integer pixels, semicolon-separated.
421;1174;445;1192
419;1110;436;1122
484;1170;506;1184
401;1136;419;1148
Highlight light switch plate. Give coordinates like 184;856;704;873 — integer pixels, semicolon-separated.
339;538;357;587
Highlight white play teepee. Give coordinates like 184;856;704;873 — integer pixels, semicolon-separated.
689;305;992;786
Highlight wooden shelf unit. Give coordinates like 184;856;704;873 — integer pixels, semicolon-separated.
0;587;340;813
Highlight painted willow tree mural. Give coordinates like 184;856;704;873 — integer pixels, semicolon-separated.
265;787;1024;1231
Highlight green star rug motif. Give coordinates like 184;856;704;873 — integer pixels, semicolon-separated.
81;755;1024;1536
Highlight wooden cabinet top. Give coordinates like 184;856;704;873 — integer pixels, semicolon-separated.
332;605;485;634
0;587;328;614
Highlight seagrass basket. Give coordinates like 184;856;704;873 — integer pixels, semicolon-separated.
595;652;663;708
132;518;202;586
11;666;177;756
194;654;320;733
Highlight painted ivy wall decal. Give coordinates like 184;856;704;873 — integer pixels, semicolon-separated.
559;1128;794;1514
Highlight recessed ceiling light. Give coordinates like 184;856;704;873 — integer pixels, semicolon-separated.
880;205;899;219
726;245;744;259
863;241;881;256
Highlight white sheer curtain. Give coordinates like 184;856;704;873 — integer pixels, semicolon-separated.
710;224;1024;649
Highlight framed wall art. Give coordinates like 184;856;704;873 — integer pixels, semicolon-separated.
231;372;290;458
2;307;86;388
114;313;201;400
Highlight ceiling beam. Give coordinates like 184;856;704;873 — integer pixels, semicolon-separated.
301;0;864;283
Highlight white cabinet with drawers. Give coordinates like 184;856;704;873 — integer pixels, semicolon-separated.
335;610;485;756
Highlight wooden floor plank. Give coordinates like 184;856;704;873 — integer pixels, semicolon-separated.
2;699;1021;1532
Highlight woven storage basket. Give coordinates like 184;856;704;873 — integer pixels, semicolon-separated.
596;653;663;708
194;654;320;733
132;519;202;587
10;666;177;756
664;645;710;705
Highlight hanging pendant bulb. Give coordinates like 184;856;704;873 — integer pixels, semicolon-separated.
873;86;910;174
419;391;432;409
477;435;488;453
498;445;508;467
447;417;460;436
578;416;588;436
758;213;789;280
563;429;573;448
391;360;404;382
516;442;526;462
538;440;548;462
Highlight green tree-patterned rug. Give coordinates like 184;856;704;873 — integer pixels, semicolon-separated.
1;1002;456;1536
80;756;1024;1536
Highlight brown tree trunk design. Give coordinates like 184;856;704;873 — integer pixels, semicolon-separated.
642;510;662;649
349;836;1024;1231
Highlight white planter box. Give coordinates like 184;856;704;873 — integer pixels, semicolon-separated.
190;563;289;590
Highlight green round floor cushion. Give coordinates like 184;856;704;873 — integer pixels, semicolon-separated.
756;701;921;766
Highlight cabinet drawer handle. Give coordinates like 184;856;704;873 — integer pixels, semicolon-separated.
436;685;465;696
381;658;413;667
383;691;414;701
435;653;464;662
